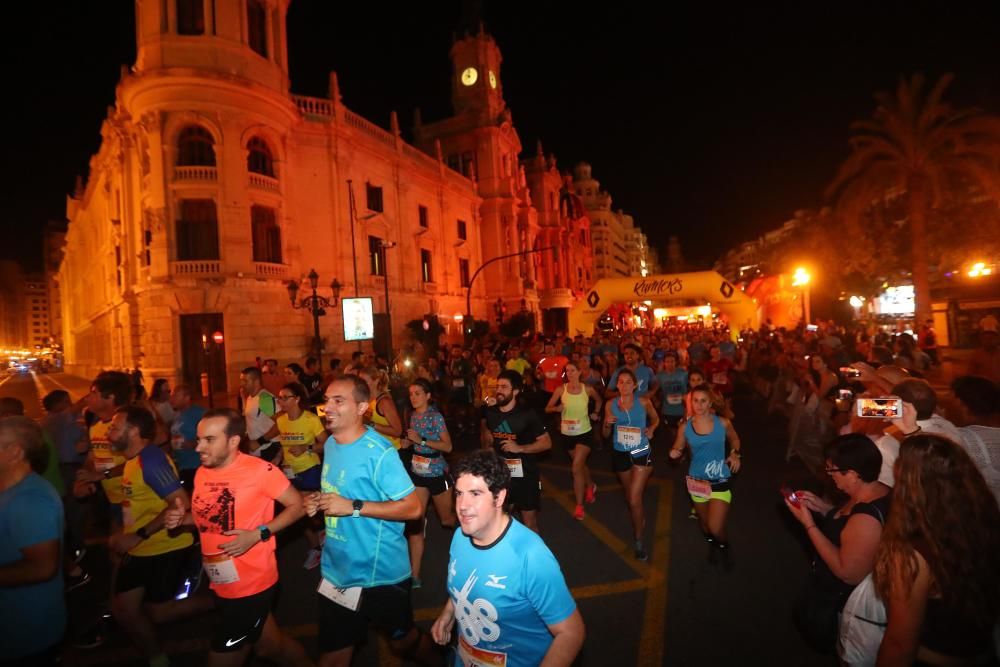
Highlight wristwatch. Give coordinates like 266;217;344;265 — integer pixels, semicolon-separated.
103;468;112;479
352;499;364;518
420;438;427;448
258;525;272;542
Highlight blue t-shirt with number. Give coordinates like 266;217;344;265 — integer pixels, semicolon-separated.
320;426;415;588
656;369;689;417
0;473;65;659
447;517;576;667
172;404;205;471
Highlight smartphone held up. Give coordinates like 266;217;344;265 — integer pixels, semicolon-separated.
780;484;802;508
856;397;902;419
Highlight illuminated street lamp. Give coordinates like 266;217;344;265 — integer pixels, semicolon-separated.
287;269;342;369
968;261;993;278
791;267;811;324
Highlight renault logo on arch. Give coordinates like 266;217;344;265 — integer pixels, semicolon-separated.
719;281;734;299
586;290;600;308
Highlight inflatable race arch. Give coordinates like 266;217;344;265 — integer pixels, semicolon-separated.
567;271;759;338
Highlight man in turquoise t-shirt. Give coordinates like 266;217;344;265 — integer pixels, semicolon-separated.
432;450;584;666
655;352;689;428
0;416;66;665
305;375;441;666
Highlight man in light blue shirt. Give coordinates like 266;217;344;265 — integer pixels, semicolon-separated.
0;416;66;665
305;374;441;666
432;450;584;666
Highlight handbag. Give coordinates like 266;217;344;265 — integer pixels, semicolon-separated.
838;573;886;666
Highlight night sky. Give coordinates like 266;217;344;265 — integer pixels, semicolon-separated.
5;1;1000;272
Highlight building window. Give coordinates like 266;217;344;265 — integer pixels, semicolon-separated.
366;183;383;213
251;205;282;263
459;258;470;288
421;250;433;283
176;199;220;260
177;126;215;166
447;155;460;173
176;0;204;35
457;219;467;240
369;236;385;276
418;205;428;228
462;151;476;178
247;137;275;177
247;0;268;57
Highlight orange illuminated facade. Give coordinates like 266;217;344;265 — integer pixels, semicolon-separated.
59;1;600;389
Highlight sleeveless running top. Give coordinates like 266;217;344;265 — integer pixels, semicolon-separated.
368;392;401;449
611;397;649;455
559;385;592;436
684;414;730;482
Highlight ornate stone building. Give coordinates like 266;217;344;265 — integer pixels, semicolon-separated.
59;1;595;391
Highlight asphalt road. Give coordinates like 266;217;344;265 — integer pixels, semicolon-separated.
2;371;834;666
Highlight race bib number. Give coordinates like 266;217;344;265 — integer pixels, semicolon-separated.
203;552;240;585
545;371;557;379
318;578;362;611
561;419;583;435
616;426;643;450
458;635;508;667
452;379;465;388
667;394;683;405
411;455;433;476
504;458;524;478
282;465;296;480
686;476;713;500
93;455;115;472
712;372;729;386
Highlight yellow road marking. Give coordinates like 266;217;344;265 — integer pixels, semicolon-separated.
638;478;673;661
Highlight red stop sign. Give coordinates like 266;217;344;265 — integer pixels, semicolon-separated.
212;331;224;344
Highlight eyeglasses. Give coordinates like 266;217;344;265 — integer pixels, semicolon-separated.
824;466;844;475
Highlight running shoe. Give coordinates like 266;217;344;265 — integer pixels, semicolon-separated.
573;504;585;521
585;483;597;504
65;569;91;593
303;547;322;570
634;540;648;562
72;612;112;649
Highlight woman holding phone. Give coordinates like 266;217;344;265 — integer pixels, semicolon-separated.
784;433;890;654
670;383;741;567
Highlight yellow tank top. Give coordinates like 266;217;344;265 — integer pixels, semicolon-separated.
559;385;592;436
367;393;401;449
89;419;127;504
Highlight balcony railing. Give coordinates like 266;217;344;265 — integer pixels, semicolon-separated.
292;95;332;119
173;166;217;182
343;109;396;149
248;172;280;193
170;260;221;276
254;262;287;279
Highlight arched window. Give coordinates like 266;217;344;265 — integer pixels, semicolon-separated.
177;126;215;166
247;137;275;177
176;0;204;35
247;0;268;57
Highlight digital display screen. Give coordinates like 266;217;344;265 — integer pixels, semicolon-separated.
342;298;374;341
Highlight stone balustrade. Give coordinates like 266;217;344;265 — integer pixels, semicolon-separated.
170;260;221;276
173;165;218;182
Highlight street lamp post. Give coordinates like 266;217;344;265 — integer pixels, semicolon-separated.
792;267;811;325
287;269;342;369
464;246;555;344
379;240;398;364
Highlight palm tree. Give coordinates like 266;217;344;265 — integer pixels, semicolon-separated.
826;73;1000;323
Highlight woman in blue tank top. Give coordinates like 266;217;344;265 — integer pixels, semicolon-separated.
602;368;659;561
670;383;742;568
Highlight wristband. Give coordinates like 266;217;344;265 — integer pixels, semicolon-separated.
902;427;922;437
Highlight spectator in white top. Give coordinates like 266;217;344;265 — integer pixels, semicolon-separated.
949;376;1000;504
874;378;962;487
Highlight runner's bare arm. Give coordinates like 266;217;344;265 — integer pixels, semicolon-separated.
430;599;456;645
540;608;586;667
503;431;552;455
669;423;687;459
641;396;660;437
586;385;603;418
544;386;565;413
318;489;422;521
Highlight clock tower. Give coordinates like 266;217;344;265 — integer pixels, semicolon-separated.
450;25;505;121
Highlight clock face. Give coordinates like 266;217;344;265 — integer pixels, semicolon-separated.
488;71;497;89
461;67;478;86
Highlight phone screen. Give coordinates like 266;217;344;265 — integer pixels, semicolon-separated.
780;484;801;507
856;397;902;418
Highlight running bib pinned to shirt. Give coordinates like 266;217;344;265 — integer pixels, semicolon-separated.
561;419;583;435
204;552;240;585
712;372;729;386
452;379;465;388
616;426;643;449
410;455;433;476
667;394;683;405
686;476;713;500
317;578;362;611
458;635;508;667
504;458;524;478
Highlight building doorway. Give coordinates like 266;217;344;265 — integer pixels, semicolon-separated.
179;314;227;398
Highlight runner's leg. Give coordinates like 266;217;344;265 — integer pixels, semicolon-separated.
407;487;431;581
